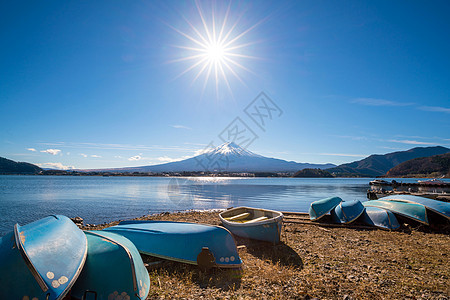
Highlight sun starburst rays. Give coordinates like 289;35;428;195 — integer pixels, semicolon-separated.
170;1;260;98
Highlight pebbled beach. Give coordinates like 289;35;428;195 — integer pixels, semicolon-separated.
82;210;450;300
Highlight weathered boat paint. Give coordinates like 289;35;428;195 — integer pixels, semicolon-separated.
331;200;365;224
0;215;87;300
219;207;284;244
309;196;343;221
364;200;429;225
104;221;242;268
379;194;450;220
360;206;400;230
71;230;150;300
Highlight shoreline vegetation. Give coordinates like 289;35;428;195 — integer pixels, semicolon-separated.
79;210;449;299
2;169;449;178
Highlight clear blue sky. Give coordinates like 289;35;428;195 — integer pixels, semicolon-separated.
1;0;449;170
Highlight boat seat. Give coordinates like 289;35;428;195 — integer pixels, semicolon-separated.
225;212;251;221
244;216;269;223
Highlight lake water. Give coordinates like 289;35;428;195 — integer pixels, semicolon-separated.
1;175;444;236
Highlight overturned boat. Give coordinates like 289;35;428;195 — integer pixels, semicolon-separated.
331;200;365;224
360;206;400;230
364;200;429;225
104;220;242;269
309;196;343;221
0;215;87;300
379;194;450;220
219;207;284;244
71;230;150;300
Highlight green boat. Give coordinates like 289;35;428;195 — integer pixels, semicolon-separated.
364;200;429;225
379;194;450;220
71;230;150;300
309;196;343;221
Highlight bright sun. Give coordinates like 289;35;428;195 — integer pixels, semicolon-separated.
169;1;261;97
206;43;225;62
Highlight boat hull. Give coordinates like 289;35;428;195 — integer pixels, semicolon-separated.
219;207;284;244
104;221;242;268
364;200;429;225
71;231;150;300
309;196;343;221
0;215;87;300
360;206;400;230
331;200;365;224
379;194;450;220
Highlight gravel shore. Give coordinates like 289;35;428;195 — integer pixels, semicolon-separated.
82;210;449;299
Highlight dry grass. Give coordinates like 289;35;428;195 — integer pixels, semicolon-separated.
84;211;450;300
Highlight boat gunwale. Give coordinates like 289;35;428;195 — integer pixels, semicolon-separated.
60;223;88;300
137;250;243;268
117;220;236;232
14;223;49;293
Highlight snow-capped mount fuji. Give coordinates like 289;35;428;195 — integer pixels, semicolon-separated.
204;142;263;158
107;142;335;173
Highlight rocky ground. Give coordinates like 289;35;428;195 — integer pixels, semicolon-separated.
82;211;450;300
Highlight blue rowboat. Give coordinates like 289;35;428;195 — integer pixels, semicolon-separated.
331;200;365;224
379;195;450;220
309;196;343;221
71;231;150;300
104;220;242;269
364;200;429;225
0;215;87;300
219;207;284;244
360;206;400;230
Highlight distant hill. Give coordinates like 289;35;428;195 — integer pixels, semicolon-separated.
327;146;450;177
385;152;450;178
0;157;42;174
89;142;336;173
293;168;334;178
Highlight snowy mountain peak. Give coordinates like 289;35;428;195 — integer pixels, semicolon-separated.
95;141;336;173
208;142;261;157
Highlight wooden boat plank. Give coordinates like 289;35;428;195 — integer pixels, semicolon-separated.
244;216;269;223
225;212;251;221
